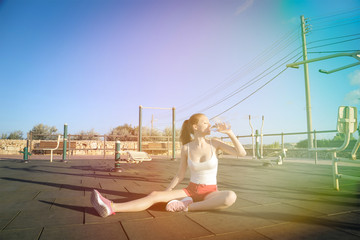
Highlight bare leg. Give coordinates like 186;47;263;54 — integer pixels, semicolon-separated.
112;189;188;212
188;190;237;211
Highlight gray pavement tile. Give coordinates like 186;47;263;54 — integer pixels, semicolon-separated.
232;196;260;209
0;190;39;202
40;222;128;240
255;221;360;240
186;210;274;234
5;210;50;230
81;177;100;188
0;211;20;231
35;190;61;199
5;207;84;229
122;215;213;240
321;212;360;237
46;208;84;226
192;229;270;240
52;197;89;209
9;198;54;211
286;197;359;215
0;157;359;240
240;202;324;224
234;192;282;205
0;183;21;192
0;227;42;240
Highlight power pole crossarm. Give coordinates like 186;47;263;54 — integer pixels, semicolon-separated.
287;51;360;74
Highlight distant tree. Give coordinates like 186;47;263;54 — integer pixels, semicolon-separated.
266;141;280;149
163;127;181;137
332;133;355;141
0;131;24;140
107;124;136;141
73;129;100;140
30;124;58;140
295;139;308;148
296;133;356;149
7;130;24;140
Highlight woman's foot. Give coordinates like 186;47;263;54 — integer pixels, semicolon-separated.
166;197;193;212
91;189;115;217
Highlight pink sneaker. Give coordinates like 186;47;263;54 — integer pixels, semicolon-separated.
166;197;193;212
91;189;115;217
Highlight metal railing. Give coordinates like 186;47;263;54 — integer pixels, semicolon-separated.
28;133;179;158
221;129;340;164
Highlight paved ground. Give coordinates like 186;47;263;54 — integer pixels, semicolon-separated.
0;154;359;240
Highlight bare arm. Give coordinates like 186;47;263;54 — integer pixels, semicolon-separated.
213;123;246;157
165;144;188;191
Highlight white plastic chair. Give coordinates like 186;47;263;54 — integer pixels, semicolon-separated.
126;151;152;163
309;106;359;190
43;135;63;162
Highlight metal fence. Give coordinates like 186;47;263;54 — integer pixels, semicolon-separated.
27;129;355;163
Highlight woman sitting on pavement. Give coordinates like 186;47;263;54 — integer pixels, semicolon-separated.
91;113;247;217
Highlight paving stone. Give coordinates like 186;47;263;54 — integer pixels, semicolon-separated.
0;211;20;230
0;157;359;240
286;197;359;215
255;221;360;240
187;209;275;234
321;212;360;237
0;227;42;240
192;229;270;240
40;222;128;240
122;215;213;240
5;210;50;229
241;202;324;224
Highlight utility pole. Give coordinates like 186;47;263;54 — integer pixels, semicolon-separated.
301;15;313;148
151;114;154;136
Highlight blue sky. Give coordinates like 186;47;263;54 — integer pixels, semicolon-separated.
1;0;360;143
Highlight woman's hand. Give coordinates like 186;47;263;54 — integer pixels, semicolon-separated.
214;122;232;135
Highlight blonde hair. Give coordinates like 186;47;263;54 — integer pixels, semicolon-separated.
179;113;205;145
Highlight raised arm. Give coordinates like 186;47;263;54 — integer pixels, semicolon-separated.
165;144;188;191
212;123;246;157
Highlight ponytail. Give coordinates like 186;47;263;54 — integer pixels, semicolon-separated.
179;113;205;145
180;120;192;145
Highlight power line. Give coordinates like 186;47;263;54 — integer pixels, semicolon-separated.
307;37;360;50
308;50;360;54
311;19;360;32
310;8;360;22
197;50;303;114
209;56;303;120
307;33;360;45
176;26;300;115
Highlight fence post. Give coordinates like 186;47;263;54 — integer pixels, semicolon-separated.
29;131;33;152
172;107;176;160
103;135;106;159
62;123;68;162
314;130;317;164
139;105;142;152
114;141;122;172
67;134;71;160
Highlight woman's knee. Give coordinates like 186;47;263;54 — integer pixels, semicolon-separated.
224;191;237;207
148;190;172;202
149;191;161;199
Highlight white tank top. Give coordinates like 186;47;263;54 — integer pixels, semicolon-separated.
187;140;218;185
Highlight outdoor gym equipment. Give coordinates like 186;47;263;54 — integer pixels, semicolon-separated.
113;141;152;172
19;147;31;163
309;106;360;190
249;115;286;166
43;135;63;162
139;106;176;160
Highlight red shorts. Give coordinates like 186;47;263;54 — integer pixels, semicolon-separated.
183;182;218;202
